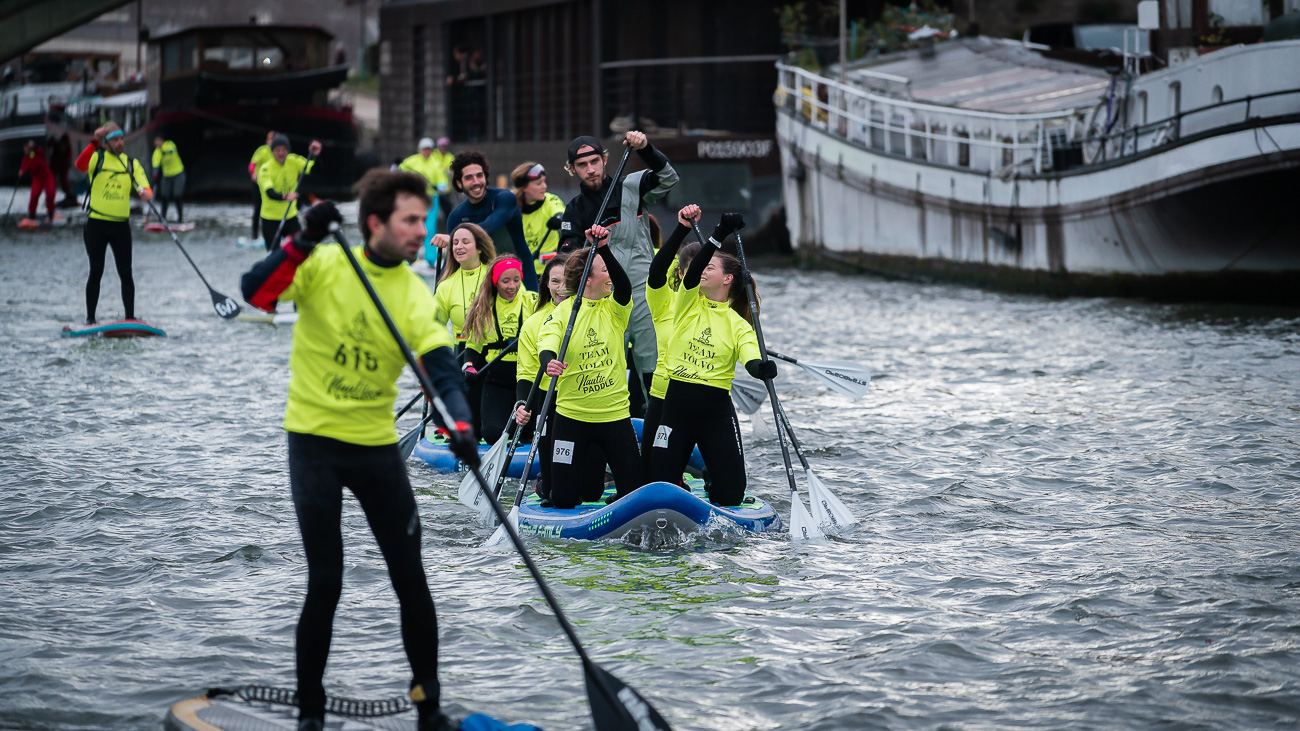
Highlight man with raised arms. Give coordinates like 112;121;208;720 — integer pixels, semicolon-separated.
557;131;679;414
239;170;477;731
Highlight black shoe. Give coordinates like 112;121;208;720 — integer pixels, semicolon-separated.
84;317;97;326
539;498;553;508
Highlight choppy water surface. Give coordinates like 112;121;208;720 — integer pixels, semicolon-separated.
1;203;1298;730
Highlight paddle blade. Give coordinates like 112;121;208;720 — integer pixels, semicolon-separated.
730;372;767;415
460;436;509;524
799;359;870;400
789;489;825;541
585;661;674;731
397;422;425;461
483;505;518;548
211;290;242;319
805;468;858;529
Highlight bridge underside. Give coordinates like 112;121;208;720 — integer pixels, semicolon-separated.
2;0;134;63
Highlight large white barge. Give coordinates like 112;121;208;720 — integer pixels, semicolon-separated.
775;34;1300;303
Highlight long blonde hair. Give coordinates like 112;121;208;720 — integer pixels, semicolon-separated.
462;255;522;343
438;222;496;284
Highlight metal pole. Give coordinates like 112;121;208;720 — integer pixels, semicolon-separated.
135;0;142;75
839;0;847;83
359;0;367;81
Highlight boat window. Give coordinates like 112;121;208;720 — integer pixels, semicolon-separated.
1137;91;1148;124
163;41;180;75
1211;85;1223;105
668;162;752;210
181;35;199;72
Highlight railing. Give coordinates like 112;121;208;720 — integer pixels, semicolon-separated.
776;61;1300;176
776;61;1083;176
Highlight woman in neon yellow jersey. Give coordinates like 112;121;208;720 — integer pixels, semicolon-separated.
462;255;538;440
646;213;777;506
536;225;643;509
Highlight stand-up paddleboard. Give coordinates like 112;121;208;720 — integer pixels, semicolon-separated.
517;480;781;541
144;221;195;233
412;418;705;476
61;319;166;338
235;311;298;325
165;687;541;731
17;215;68;230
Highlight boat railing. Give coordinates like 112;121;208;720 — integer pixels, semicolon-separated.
776;60;1300;176
776;61;1082;176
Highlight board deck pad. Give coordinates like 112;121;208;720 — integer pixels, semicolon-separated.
61;319;166;338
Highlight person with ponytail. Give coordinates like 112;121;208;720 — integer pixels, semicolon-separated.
646;213;777;506
462;256;538;441
511;162;566;277
535;225;645;509
641;203;703;473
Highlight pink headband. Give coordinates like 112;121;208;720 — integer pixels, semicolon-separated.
491;258;523;287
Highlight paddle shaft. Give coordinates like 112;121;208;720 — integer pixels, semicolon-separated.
328;224;615;701
270;150;316;247
512;145;633;497
694;221;800;495
398;339;519;452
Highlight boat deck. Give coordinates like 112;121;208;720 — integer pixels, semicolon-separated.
848;39;1109;114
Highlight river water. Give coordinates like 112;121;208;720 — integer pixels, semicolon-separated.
1;202;1298;730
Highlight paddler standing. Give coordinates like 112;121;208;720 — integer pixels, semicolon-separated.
249;131;276;239
73;122;153;324
18;140;56;222
511;161;566;278
150;136;186;223
398;137;449;261
431;150;539;293
238;169;478;731
256;134;322;251
557;131;679;417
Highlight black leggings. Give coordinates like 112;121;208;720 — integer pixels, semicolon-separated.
262;214;301;252
550;414;643;509
83;217;134;321
479;364;518;443
648;380;746;506
287;431;439;718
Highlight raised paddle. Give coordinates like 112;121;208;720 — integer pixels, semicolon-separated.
484;144;634;547
766;350;871;400
269;148;318;249
691;218;820;541
398;339;518;461
772;398;857;530
138;193;241;319
329;220;675;731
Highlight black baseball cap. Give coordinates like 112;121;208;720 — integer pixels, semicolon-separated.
566;135;605;165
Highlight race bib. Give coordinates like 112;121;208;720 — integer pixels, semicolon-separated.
653;425;672;449
553;439;575;464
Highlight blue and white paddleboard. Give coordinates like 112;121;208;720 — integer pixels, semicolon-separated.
517;480;781;541
412;418;705;476
61;319;166;338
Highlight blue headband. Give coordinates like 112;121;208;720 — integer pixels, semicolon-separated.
105;131;124;140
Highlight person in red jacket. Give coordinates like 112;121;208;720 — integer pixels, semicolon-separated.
18;140;56;221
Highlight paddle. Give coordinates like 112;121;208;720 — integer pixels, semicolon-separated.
766;350;870;400
269;148;317;249
138;193;241;319
395;392;424;421
482;368;551;544
398;339;519;461
730;370;767;415
328;221;673;731
484;144;634;546
691;218;820;541
772;398;858;530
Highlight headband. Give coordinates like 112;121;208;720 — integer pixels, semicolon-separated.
105;131;124;140
491;258;523;287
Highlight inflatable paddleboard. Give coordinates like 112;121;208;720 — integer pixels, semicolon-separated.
412;418;704;476
235;311;298;325
517;480;781;541
166;687;540;731
61;319;166;338
144;221;195;233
